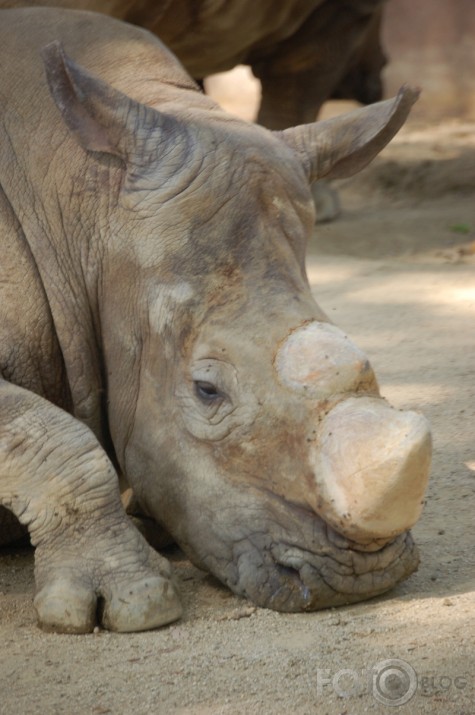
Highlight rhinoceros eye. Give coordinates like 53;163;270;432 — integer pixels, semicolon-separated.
194;380;223;404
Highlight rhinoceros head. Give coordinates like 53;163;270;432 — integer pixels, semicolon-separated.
43;43;430;611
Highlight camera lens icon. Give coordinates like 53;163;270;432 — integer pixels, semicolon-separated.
373;658;418;706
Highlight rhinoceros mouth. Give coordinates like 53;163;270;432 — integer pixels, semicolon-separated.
200;496;420;613
223;528;418;612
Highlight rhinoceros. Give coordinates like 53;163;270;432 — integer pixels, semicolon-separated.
0;7;431;633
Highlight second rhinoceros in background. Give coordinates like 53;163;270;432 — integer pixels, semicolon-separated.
0;7;430;633
0;0;388;122
0;0;389;220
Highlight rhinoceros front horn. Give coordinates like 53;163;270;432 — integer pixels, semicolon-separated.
278;85;420;183
311;397;431;543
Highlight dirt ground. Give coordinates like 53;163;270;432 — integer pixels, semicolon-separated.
1;94;474;714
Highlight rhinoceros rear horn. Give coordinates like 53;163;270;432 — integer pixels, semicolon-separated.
278;86;420;183
41;41;177;166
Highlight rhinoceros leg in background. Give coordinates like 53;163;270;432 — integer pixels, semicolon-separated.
252;1;386;222
0;379;181;632
0;0;384;223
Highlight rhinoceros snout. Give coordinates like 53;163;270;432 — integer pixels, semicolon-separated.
310;397;432;543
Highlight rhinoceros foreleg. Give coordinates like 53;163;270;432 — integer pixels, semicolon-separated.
0;378;182;633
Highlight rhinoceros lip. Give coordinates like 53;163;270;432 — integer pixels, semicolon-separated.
322;521;400;553
258;486;407;556
268;519;414;578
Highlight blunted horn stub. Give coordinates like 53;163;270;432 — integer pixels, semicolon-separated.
278;85;420;183
310;397;432;543
275;321;378;399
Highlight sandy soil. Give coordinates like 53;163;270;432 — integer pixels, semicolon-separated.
1;113;474;714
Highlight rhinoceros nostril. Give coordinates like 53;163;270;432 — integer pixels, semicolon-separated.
268;563;312;608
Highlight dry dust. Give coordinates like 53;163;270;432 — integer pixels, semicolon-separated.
1;117;474;714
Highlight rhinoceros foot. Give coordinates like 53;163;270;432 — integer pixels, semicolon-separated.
33;524;182;633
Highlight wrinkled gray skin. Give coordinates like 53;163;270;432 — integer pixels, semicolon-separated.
0;8;426;633
0;0;388;221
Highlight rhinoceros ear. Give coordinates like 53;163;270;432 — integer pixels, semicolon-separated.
41;41;171;163
278;86;420;183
